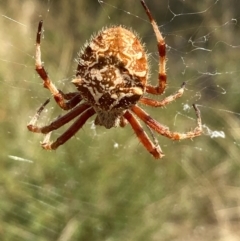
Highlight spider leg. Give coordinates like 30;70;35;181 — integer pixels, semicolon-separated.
60;92;83;109
123;110;164;159
27;100;91;134
41;107;95;150
131;104;202;140
141;0;167;95
60;91;80;100
145;123;161;153
35;20;78;110
140;82;185;107
27;98;50;132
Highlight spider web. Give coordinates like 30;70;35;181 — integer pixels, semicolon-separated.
1;0;240;240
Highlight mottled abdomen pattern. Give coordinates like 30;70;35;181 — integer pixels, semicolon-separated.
72;26;148;128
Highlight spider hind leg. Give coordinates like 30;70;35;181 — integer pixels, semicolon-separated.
124;110;164;159
131;105;202;140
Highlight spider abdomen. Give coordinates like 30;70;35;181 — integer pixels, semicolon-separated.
72;26;148;112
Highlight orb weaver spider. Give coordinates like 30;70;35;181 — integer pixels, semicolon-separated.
27;0;202;159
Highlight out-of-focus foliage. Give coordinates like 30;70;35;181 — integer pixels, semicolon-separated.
0;0;240;240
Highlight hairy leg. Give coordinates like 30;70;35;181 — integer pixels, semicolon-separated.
131;104;202;140
41;108;96;150
35;20;79;110
124;110;164;159
140;83;185;107
141;0;167;95
27;100;91;134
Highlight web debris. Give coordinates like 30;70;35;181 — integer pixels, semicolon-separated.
8;155;34;163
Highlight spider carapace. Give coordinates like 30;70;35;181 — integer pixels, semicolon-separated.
27;0;202;159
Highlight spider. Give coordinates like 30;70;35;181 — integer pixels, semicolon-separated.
27;0;202;159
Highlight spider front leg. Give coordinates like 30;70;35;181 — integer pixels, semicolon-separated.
141;0;167;95
35;20;79;110
131;104;202;140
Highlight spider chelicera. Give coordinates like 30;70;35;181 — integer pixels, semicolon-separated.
27;0;202;159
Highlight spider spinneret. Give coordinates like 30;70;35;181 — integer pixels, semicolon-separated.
27;0;202;159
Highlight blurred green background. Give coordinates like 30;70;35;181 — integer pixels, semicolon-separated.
1;0;240;240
